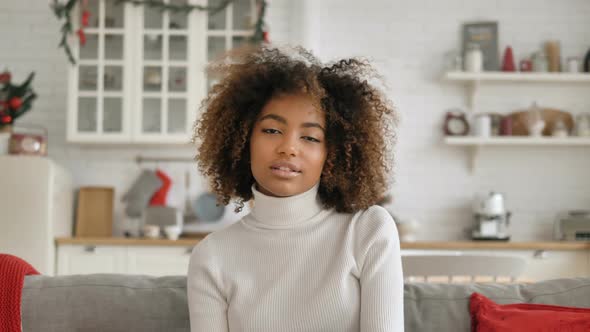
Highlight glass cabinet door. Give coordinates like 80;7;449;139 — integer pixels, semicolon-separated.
137;0;192;141
206;0;255;92
73;0;130;140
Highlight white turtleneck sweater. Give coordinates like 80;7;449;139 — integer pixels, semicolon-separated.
187;183;404;332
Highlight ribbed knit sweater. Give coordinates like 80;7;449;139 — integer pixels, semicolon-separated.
187;183;404;331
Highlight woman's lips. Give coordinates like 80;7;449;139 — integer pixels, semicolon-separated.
269;166;301;179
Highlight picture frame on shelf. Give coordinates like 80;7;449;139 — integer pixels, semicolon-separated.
462;21;499;71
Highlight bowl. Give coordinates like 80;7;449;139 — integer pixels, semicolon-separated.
164;225;181;240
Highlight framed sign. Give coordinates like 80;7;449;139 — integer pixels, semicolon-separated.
462;21;499;71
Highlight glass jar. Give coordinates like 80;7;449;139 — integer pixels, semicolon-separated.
532;51;548;72
566;57;580;73
575;113;590;137
444;50;463;71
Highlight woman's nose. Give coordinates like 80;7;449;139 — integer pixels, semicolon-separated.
276;134;298;156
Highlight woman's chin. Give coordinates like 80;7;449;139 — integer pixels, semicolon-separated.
256;182;302;197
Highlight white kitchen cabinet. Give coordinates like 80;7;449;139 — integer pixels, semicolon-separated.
518;249;588;280
67;0;256;144
57;244;127;275
68;0;134;143
126;246;192;276
402;249;589;281
56;244;194;276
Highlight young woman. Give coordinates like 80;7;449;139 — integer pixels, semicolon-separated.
187;46;403;331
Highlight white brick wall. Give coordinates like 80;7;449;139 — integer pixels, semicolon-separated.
1;0;589;240
314;0;590;240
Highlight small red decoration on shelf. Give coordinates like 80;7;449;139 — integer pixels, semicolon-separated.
502;46;516;72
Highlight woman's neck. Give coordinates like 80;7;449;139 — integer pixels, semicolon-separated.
249;183;324;228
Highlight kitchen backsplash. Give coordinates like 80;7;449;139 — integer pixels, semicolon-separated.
1;0;589;240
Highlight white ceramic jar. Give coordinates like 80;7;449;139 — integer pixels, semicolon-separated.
473;114;492;137
464;43;483;72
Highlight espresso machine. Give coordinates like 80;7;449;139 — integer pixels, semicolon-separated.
471;191;511;241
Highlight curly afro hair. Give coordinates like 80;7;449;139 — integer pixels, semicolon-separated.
193;45;397;214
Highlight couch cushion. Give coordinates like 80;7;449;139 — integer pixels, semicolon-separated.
404;278;590;332
23;275;590;332
469;292;590;332
22;274;189;332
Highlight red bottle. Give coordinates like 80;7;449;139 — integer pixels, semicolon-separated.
502;46;516;72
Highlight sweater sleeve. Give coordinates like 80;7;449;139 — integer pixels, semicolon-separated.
357;206;404;331
187;238;229;332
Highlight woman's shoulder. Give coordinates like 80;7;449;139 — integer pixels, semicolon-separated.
351;205;396;228
348;205;400;267
348;205;398;244
189;220;246;257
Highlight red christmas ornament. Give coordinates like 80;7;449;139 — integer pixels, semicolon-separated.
82;10;91;27
9;97;22;110
502;46;516;72
77;28;87;46
262;31;269;43
1;115;12;124
0;72;10;84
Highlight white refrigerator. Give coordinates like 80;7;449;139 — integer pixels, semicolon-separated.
0;156;73;275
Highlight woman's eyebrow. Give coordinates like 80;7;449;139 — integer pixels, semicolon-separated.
258;113;325;132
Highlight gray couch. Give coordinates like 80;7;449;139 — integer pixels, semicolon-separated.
22;275;590;331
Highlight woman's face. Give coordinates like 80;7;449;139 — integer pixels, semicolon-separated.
250;93;327;197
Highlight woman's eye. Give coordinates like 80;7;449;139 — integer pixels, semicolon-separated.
303;136;321;143
262;128;280;134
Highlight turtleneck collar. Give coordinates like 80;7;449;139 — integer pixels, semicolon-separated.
247;182;324;229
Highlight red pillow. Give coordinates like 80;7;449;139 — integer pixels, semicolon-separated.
470;292;590;332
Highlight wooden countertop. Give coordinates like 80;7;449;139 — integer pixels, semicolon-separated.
55;236;206;246
400;241;590;250
55;237;590;250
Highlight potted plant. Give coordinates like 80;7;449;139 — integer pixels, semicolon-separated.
0;71;37;154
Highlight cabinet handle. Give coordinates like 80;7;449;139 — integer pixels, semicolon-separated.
84;245;96;253
533;250;548;259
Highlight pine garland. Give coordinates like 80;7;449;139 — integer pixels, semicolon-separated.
50;0;268;65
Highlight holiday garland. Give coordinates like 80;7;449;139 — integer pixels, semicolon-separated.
50;0;268;65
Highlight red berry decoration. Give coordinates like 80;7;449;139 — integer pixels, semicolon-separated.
77;29;87;46
502;46;516;72
0;72;10;84
9;97;22;110
82;10;91;27
1;115;12;124
263;31;269;43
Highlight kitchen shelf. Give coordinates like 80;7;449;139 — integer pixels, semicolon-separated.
445;71;590;84
444;71;590;112
445;136;590;172
444;71;590;172
445;136;590;146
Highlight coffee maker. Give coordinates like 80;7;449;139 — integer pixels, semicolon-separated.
471;192;511;241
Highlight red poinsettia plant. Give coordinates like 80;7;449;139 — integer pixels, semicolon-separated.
0;71;37;129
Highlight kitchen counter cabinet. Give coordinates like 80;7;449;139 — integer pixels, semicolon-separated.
57;238;590;250
57;244;194;276
403;249;589;281
56;238;590;279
